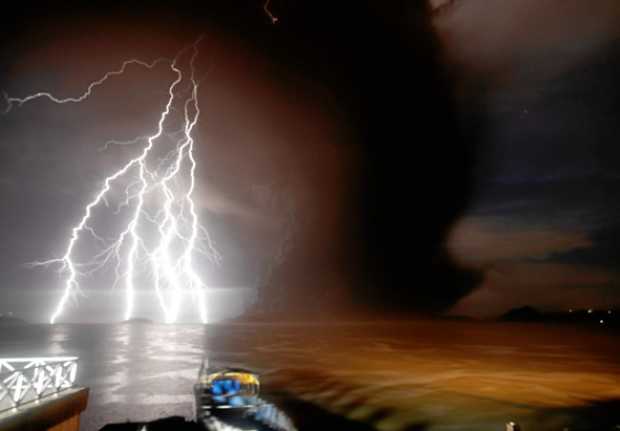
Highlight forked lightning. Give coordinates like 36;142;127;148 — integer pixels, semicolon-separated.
3;38;219;323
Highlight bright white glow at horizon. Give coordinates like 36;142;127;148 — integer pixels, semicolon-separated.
3;37;219;324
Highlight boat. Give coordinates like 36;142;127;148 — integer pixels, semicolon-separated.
1;356;297;431
194;360;297;431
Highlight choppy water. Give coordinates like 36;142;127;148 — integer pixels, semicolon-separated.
1;321;619;431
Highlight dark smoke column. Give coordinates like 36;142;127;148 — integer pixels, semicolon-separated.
244;1;481;318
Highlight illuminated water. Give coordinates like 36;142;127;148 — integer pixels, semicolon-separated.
0;321;618;431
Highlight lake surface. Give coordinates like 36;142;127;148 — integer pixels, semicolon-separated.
1;321;619;430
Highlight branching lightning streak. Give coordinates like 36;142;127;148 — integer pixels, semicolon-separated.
3;58;169;113
264;0;279;24
5;38;218;323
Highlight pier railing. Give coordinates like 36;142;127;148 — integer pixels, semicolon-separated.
0;356;78;412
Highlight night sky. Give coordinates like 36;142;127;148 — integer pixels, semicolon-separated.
439;0;620;316
0;1;619;322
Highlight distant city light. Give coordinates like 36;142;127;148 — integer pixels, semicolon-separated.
588;309;593;314
600;320;604;324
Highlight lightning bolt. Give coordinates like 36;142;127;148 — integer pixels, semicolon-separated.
264;0;279;24
3;58;169;113
5;37;219;324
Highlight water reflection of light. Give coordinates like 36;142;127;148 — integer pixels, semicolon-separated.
5;321;617;431
98;325;133;404
48;325;70;356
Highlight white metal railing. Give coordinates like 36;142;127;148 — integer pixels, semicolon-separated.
0;357;78;412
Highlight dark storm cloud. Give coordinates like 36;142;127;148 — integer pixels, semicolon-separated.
433;0;620;85
550;225;620;269
447;171;620;316
472;174;620;232
447;216;592;266
436;0;620;316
